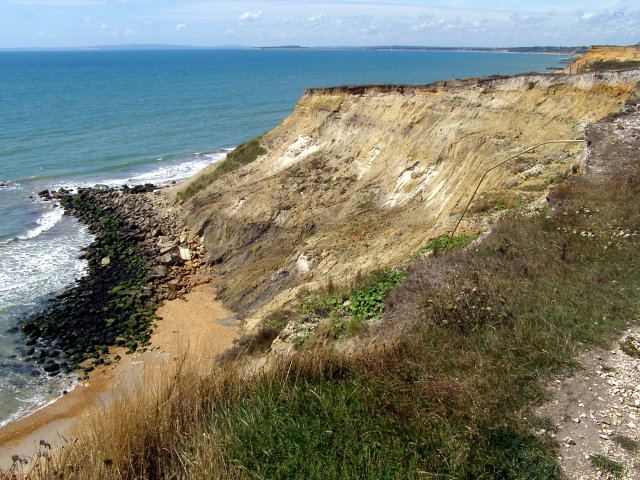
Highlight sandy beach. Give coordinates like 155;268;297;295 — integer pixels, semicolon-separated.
0;284;238;470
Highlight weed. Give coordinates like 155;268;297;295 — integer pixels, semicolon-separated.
344;269;408;321
471;192;522;213
358;190;377;210
263;310;295;332
589;454;625;479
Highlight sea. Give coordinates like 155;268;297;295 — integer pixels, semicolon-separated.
0;48;562;427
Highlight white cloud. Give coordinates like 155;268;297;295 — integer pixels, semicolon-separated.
123;29;137;36
174;23;187;31
582;12;595;20
238;10;263;21
100;24;118;35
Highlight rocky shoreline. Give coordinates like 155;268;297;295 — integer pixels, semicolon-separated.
16;185;212;379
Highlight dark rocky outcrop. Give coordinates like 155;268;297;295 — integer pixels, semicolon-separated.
19;186;210;378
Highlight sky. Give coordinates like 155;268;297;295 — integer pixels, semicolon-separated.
0;0;638;49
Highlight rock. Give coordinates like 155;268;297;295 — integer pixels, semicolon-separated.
101;256;111;266
159;244;176;255
522;164;545;177
152;265;168;276
43;362;60;373
159;253;174;265
38;189;51;200
179;247;192;261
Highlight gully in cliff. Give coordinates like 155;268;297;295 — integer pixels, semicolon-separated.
16;184;209;380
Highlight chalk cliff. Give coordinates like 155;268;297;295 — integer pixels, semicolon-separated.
179;69;640;328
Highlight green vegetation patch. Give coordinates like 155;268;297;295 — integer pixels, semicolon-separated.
612;434;640;453
589;454;625;479
620;336;640;358
587;59;640;71
289;268;408;341
410;233;474;260
177;136;266;200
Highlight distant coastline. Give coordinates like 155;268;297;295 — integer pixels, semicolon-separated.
253;45;587;55
0;44;586;55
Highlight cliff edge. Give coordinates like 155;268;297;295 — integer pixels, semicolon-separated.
178;69;640;329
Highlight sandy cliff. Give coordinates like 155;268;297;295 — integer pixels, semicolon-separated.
179;69;640;328
565;45;640;72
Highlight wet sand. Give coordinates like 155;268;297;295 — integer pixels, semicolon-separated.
0;284;239;470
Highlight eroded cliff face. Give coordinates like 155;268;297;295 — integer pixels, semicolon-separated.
180;70;640;328
566;45;640;72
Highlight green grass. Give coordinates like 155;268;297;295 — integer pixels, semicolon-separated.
177;136;266;200
409;233;474;260
589;454;625;479
587;59;640;71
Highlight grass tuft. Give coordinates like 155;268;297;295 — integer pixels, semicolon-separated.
589;454;625;479
177;136;266;200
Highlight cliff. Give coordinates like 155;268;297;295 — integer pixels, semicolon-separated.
565;44;640;72
179;69;640;328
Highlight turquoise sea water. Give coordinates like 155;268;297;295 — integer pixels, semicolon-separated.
0;49;561;426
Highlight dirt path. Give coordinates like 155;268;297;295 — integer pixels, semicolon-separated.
538;327;640;479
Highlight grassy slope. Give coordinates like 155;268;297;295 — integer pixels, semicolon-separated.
177;137;266;201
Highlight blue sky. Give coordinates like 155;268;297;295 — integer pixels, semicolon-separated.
0;0;638;48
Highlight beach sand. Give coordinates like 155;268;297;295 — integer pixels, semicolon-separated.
0;284;238;470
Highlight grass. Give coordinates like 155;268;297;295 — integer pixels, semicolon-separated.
586;60;640;72
471;192;522;213
589;454;625;479
5;151;640;479
409;233;475;260
177;136;266;201
612;434;640;453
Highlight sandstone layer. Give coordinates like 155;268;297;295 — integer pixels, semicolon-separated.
178;69;640;330
566;45;640;73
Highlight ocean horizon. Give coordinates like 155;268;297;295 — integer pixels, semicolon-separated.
0;48;562;427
